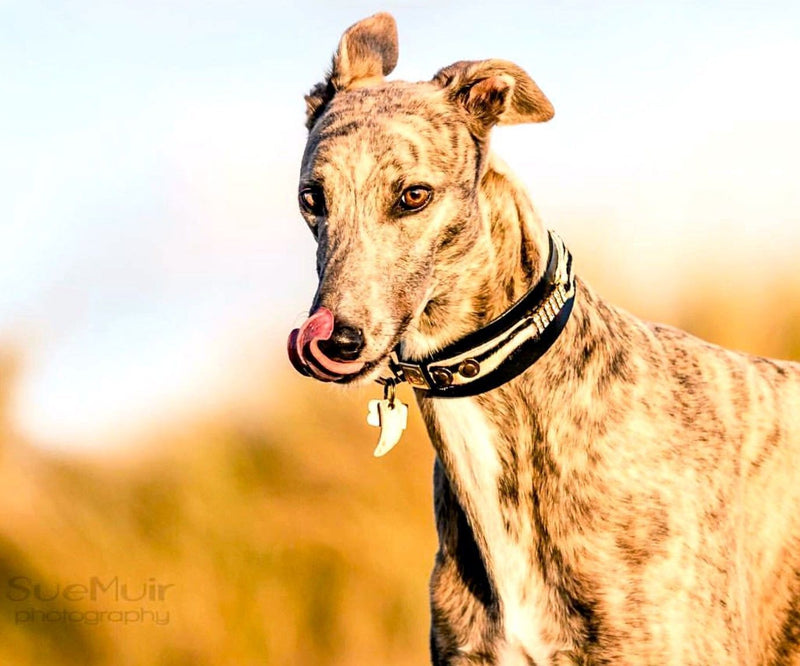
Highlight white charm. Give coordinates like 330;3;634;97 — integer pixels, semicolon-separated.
367;398;408;457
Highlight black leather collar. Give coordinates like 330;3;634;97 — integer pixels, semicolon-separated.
384;230;576;398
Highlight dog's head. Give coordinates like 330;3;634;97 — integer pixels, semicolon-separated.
288;12;553;384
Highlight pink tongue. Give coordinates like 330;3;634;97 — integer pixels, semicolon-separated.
287;307;366;380
298;307;334;346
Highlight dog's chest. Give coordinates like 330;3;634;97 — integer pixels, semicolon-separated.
429;397;569;663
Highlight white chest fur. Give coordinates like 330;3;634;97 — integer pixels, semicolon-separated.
430;397;569;664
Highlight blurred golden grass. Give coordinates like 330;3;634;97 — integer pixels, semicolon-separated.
1;270;800;665
0;364;435;665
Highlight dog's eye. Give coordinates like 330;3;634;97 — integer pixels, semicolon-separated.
398;186;432;212
299;186;326;216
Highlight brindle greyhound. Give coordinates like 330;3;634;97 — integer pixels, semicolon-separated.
287;13;800;665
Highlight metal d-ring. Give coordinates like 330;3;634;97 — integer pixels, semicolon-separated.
383;380;397;408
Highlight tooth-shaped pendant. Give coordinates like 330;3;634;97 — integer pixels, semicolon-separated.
367;398;408;457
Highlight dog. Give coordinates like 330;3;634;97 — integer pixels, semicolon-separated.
287;13;800;665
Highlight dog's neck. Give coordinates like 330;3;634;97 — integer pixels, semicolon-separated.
475;154;552;321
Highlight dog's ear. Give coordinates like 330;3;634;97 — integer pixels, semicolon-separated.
433;59;554;138
304;13;399;129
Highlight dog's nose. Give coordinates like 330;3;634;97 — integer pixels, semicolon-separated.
318;322;365;361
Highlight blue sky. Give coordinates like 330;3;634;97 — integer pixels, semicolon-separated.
2;1;799;448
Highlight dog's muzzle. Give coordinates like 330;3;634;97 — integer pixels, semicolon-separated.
287;307;367;381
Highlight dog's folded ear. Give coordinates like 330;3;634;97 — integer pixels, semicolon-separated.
304;13;399;130
433;59;554;138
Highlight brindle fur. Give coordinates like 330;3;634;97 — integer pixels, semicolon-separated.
295;13;800;665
